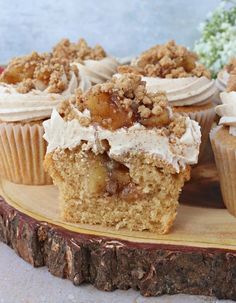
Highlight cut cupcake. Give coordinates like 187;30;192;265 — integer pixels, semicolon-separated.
44;74;201;234
118;40;216;159
0;51;88;185
52;38;119;85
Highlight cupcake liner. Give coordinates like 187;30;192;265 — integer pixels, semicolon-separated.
210;127;236;216
0;122;52;185
181;105;216;161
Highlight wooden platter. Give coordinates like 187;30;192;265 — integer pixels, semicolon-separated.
0;146;236;300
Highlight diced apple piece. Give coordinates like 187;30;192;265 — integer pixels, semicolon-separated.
112;168;131;187
140;109;170;128
85;92;133;130
1;64;35;84
182;55;196;72
85;92;111;117
121;183;140;201
87;157;108;195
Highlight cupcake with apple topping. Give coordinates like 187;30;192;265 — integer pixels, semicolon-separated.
211;77;236;217
118;41;216;159
44;73;201;233
0;51;88;185
52;38;119;85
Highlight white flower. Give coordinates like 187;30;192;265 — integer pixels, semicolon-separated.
194;1;236;77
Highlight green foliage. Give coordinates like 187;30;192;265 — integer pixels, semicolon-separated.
194;1;236;77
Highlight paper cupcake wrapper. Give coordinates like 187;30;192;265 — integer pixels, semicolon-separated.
0;122;52;185
210;127;236;216
182;105;216;161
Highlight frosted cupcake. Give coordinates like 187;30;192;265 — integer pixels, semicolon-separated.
0;51;90;185
52;38;119;85
211;84;236;217
118;40;216;158
44;74;201;233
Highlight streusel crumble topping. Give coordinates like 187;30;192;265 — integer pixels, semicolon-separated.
118;40;210;79
0;52;79;94
226;58;236;92
52;38;106;62
59;73;186;137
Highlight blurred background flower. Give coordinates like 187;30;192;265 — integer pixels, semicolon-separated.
194;0;236;77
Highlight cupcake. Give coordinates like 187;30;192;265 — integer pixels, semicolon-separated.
215;58;236;103
118;41;216;159
211;83;236;217
44;74;201;234
0;51;90;185
52;38;119;85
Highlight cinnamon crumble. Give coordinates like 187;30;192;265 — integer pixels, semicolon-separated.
226;58;236;92
52;38;106;62
59;73;187;136
118;40;211;79
0;52;79;94
226;58;236;74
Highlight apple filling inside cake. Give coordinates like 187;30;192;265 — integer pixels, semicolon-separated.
44;74;201;234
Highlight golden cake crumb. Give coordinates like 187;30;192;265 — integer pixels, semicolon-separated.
118;40;210;79
45;148;190;233
52;38;106;62
0;52;79;93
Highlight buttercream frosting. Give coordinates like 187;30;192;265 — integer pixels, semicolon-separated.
216;69;229;92
216;91;236;136
43;109;201;173
73;57;119;85
142;76;216;107
0;71;91;122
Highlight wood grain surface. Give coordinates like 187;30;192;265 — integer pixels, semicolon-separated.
0;164;236;300
0;138;236;300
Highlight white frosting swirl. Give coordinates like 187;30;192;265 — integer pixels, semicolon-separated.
142;76;216;107
0;71;91;122
216;70;229;92
216;91;236;136
43;109;201;173
73;57;119;85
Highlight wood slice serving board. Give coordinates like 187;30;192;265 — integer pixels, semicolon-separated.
0;160;236;300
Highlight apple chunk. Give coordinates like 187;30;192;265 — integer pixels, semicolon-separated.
85;92;133;130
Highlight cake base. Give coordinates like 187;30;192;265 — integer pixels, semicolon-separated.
0;172;236;300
